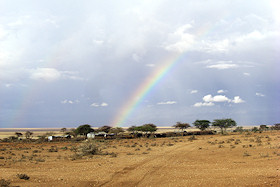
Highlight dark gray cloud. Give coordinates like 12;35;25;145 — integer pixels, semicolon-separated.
0;0;279;127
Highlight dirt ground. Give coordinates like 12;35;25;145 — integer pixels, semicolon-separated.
0;131;279;186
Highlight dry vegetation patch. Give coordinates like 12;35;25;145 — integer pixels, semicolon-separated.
0;131;279;186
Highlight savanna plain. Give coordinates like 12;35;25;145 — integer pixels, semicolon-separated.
0;130;279;187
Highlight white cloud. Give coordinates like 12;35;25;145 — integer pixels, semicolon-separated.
30;68;61;81
5;84;12;88
91;102;108;107
90;103;99;107
200;39;230;53
145;64;155;67
61;71;85;81
256;92;265;97
100;102;108;107
92;39;104;45
217;89;227;94
157;101;177;105
30;68;84;82
195;94;245;107
236;30;266;43
243;72;251;76
231;96;245;103
213;95;230;102
0;1;278;127
193;102;214;107
190;90;198;94
165;24;195;52
0;27;8;39
132;53;141;62
61;99;78;104
203;94;231;103
206;63;238;70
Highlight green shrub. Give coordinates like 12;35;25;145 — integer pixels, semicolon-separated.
17;174;30;180
251;127;259;133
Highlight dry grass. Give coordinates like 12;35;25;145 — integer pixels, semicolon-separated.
0;131;279;186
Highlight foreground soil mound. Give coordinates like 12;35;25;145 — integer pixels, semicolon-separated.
0;131;279;186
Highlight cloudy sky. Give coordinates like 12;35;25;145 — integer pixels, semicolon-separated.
0;0;279;128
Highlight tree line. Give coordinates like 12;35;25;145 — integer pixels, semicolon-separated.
70;118;238;138
6;121;279;142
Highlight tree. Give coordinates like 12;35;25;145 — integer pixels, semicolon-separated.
212;118;236;134
272;123;280;130
173;122;190;135
25;131;33;139
138;124;157;134
127;126;137;134
109;127;125;135
259;125;268;131
75;124;94;138
251;127;259;133
60;127;67;133
233;126;244;133
97;125;112;133
65;128;78;137
15;132;23;139
193;120;210;131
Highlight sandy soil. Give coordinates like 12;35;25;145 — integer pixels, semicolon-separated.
0;131;279;186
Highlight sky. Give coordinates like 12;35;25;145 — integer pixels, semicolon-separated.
0;0;279;128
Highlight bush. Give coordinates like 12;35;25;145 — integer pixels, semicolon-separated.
17;174;30;180
110;152;118;157
243;151;251;157
48;146;58;152
188;135;197;141
251;127;259;133
77;141;99;156
234;126;244;133
271;123;280;130
0;179;11;187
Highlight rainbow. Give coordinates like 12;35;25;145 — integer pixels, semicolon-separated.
110;52;187;127
8;22;214;128
110;23;215;127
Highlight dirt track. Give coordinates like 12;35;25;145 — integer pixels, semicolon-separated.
1;132;279;186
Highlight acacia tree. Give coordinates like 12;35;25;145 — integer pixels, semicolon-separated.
173;122;190;135
15;132;23;139
127;126;137;134
109;127;125;135
60;127;67;133
97;125;112;133
193;120;210;131
272;123;280;130
212;118;236;134
25;131;33;139
75;124;94;138
259;125;268;131
65;128;78;137
138;124;157;135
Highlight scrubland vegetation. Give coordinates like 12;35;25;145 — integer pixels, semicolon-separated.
0;121;279;186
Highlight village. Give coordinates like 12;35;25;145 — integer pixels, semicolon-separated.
1;120;278;143
0;123;279;186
